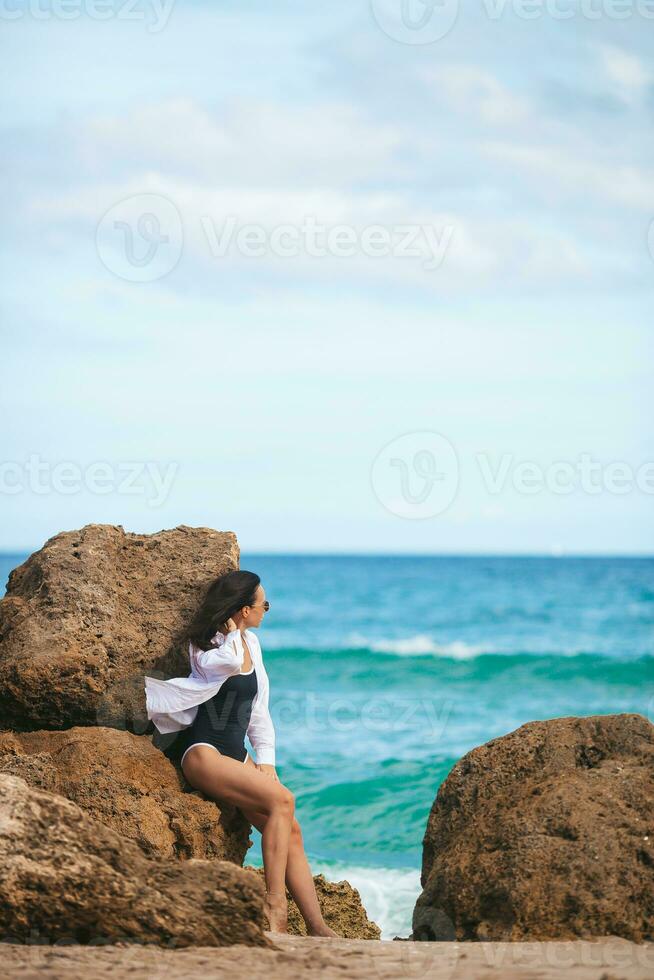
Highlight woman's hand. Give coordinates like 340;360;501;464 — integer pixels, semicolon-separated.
257;763;279;781
222;617;237;633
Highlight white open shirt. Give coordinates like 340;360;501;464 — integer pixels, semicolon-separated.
144;627;276;766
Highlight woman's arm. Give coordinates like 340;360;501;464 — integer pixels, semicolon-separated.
247;656;276;769
190;624;245;681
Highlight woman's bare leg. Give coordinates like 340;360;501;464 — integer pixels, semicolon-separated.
282;819;338;936
260;805;294;932
181;747;294;932
240;795;338;937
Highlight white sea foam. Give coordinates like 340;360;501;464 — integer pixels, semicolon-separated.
347;632;485;659
308;860;421;939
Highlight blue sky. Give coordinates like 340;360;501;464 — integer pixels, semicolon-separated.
1;0;652;554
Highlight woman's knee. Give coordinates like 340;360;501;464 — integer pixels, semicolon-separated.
272;785;295;816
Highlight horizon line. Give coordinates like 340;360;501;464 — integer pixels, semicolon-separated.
1;550;653;560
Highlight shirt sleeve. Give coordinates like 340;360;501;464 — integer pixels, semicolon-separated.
247;656;276;766
189;628;245;681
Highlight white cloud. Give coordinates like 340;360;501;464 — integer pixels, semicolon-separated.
594;43;651;103
28;172;602;290
78;97;404;186
482;141;654;210
420;65;530;126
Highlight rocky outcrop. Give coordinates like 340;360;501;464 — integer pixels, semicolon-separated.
0;526;381;944
413;713;654;944
0;720;384;943
0;523;239;731
244;867;381;939
0;726;252;863
0;774;272;947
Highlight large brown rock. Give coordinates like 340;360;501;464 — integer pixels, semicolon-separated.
0;523;239;731
0;726;252;864
413;713;654;943
244;867;381;939
0;773;272;947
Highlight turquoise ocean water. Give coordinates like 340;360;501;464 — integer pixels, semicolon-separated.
2;553;653;938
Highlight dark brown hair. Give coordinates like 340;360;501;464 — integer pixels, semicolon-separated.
187;570;260;650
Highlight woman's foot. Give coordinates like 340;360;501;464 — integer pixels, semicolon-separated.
306;921;339;938
263;891;288;934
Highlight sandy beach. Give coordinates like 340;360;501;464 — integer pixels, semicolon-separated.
2;934;654;980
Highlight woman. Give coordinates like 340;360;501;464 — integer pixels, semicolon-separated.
144;569;338;938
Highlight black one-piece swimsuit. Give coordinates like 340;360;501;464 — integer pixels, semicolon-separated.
181;664;258;763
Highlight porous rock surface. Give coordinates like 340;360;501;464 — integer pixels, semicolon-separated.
0;523;239;731
413;713;654;943
0;526;383;945
0;726;252;863
0;773;272;948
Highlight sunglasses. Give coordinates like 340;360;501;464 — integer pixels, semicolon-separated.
250;600;270;611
